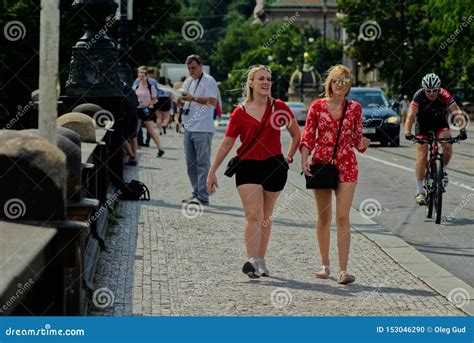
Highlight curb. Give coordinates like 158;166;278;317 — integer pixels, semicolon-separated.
288;178;473;316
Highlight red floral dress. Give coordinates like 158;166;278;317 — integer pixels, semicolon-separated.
300;98;367;183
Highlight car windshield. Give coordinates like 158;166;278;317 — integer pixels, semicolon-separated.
348;91;389;108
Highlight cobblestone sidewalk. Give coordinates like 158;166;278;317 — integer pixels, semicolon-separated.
89;129;465;316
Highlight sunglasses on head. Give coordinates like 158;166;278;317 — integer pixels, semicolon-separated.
331;77;351;86
425;88;439;93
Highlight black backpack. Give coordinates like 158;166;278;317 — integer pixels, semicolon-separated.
119;180;150;201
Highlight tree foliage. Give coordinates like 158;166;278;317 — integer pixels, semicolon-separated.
337;0;474;99
0;0;178;125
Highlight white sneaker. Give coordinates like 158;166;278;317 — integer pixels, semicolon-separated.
415;192;426;205
258;258;270;277
242;258;260;279
442;172;449;188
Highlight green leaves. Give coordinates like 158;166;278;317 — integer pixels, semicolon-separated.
337;0;474;99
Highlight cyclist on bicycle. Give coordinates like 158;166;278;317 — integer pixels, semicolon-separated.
404;73;467;205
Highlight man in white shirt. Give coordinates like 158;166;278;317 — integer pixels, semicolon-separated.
178;55;218;205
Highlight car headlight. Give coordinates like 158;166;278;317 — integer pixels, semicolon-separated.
385;116;399;124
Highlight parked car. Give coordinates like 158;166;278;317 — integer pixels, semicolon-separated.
347;87;400;147
286;101;308;125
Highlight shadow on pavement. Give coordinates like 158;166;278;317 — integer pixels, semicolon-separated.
240;275;438;298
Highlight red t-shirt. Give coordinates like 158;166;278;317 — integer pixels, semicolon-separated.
225;98;294;160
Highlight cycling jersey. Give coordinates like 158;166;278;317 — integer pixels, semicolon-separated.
411;88;454;136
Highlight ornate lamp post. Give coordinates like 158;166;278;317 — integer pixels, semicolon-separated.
64;0;125;185
118;0;134;85
65;0;122;97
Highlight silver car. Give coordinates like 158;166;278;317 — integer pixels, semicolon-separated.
286;102;308;125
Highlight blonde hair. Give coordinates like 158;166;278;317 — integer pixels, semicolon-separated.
324;64;352;98
244;65;271;102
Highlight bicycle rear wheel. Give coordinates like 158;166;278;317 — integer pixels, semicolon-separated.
434;159;443;224
425;164;434;219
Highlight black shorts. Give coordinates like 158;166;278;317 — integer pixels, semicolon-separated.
123;110;138;140
137;108;156;122
415;121;450;137
156;97;171;112
235;154;289;192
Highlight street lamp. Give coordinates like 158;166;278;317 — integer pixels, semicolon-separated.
66;0;122;97
118;0;133;85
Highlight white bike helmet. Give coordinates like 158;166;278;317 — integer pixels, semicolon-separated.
422;73;441;90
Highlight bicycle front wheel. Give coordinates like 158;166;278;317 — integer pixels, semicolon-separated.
434;159;444;224
425;163;434;219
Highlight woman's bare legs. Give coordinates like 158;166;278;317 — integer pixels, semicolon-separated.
334;182;356;272
156;111;164;134
237;184;264;258
161;111;170;131
313;189;333;267
259;190;280;258
144;120;162;150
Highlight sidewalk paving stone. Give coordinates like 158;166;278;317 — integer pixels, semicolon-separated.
89;129;466;316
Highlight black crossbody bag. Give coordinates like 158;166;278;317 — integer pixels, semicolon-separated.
305;100;348;190
224;99;275;177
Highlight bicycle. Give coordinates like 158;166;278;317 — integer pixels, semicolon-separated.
409;132;462;224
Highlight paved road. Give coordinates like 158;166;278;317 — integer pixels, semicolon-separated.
90;127;466;316
285;126;474;286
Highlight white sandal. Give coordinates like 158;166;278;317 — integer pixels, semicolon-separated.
315;265;331;279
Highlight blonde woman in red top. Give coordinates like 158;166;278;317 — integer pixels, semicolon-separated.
300;65;370;284
207;65;301;278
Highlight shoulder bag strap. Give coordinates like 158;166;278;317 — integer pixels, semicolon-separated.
330;100;348;162
184;73;204;112
238;98;275;157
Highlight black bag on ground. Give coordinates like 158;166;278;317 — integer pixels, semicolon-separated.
118;180;150;200
305;100;348;190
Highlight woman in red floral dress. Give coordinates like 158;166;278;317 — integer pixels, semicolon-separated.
300;65;370;284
